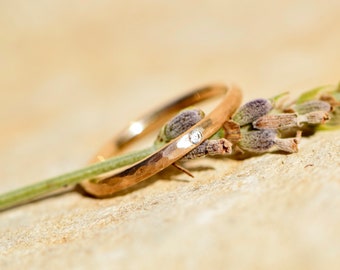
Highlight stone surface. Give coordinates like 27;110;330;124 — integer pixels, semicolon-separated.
0;1;340;269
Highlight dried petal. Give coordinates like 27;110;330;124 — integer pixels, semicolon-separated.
233;98;273;126
297;111;330;125
223;120;241;143
253;113;299;130
274;138;299;153
274;131;301;153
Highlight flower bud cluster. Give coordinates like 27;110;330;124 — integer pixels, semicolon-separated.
155;84;339;163
233;96;334;154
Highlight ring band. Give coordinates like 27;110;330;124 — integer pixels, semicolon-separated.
82;84;242;197
89;84;237;163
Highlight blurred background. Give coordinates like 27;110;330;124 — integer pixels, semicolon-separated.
0;1;339;191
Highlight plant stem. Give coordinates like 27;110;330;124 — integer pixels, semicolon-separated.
0;146;157;211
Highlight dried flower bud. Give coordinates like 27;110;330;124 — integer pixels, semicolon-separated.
206;139;233;156
181;138;232;160
156;108;205;144
274;131;301;153
238;130;300;153
238;130;277;153
254;109;330;131
297;111;330;125
253;113;299;130
294;100;331;114
232;98;273;126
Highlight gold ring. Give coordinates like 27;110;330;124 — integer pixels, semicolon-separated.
89;84;237;162
82;84;242;197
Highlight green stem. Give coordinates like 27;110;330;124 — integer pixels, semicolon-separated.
0;146;157;211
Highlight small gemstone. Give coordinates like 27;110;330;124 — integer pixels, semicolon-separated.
189;129;203;144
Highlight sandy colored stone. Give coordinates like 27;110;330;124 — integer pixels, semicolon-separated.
0;1;340;269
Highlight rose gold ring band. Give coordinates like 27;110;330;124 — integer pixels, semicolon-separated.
82;84;242;197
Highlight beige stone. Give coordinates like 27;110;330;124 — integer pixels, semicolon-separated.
0;1;340;269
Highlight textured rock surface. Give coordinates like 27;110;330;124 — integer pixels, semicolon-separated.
0;1;339;269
